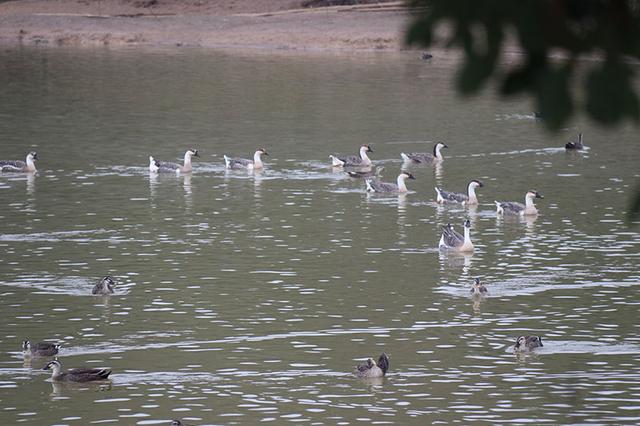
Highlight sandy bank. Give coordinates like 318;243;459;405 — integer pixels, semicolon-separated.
0;0;411;52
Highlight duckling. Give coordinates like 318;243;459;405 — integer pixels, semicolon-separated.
435;180;483;205
0;151;38;173
401;142;447;164
92;276;116;295
150;149;199;173
365;172;415;193
439;220;474;252
22;340;60;357
565;133;584;150
514;335;543;352
354;352;389;378
42;360;111;382
470;277;488;296
330;145;374;167
224;148;269;170
495;190;543;216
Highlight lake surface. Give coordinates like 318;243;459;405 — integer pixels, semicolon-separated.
0;47;639;425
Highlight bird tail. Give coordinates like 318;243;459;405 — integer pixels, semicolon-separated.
329;155;344;167
223;155;232;169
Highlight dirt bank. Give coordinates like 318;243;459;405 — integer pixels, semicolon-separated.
0;0;411;51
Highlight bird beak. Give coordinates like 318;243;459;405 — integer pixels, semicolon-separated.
193;151;200;157
443;144;449;148
367;146;373;153
408;174;416;180
478;181;484;187
536;193;543;199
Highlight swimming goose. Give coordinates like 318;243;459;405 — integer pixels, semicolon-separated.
0;151;38;173
330;145;373;167
514;335;543;352
401;142;447;163
365;172;415;193
92;276;116;295
439;220;474;252
565;133;584;150
224;148;269;170
42;360;112;382
354;353;389;378
495;190;543;216
435;180;483;205
22;340;60;357
470;277;488;296
346;166;384;178
150;149;199;173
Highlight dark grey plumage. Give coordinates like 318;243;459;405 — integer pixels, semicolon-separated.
440;223;464;248
22;340;60;357
470;277;488;296
354;353;390;378
42;360;112;382
92;276;116;295
565;133;584;150
514;335;543;352
0;151;38;172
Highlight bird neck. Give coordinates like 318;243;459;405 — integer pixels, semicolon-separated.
467;184;477;202
359;148;371;164
253;151;263;168
397;175;408;192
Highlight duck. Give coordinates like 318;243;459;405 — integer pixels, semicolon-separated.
495;190;543;216
92;276;116;295
22;340;60;357
0;151;38;173
329;145;373;167
435;180;484;205
470;277;488;296
149;149;199;173
224;148;269;170
346;166;384;179
514;335;543;352
365;172;415;193
354;353;389;378
400;142;447;164
565;133;584;150
42;360;112;382
171;421;192;426
438;220;474;252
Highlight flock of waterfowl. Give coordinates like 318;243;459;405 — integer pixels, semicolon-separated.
2;133;586;422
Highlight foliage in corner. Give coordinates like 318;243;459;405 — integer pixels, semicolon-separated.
405;0;640;131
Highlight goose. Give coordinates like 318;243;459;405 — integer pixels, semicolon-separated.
514;335;543;352
354;353;389;378
565;133;584;150
224;148;269;170
470;277;488;296
0;151;38;173
330;145;373;167
495;190;543;216
92;276;116;295
401;142;447;163
438;220;474;252
365;172;415;193
42;360;111;382
22;340;60;357
150;149;199;173
346;166;384;179
435;180;483;205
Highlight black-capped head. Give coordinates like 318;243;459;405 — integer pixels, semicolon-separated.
42;360;60;371
258;148;269;156
463;219;471;228
470;180;483;188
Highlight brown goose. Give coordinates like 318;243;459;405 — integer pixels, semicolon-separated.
0;151;38;173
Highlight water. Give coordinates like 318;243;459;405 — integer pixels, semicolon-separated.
1;47;639;425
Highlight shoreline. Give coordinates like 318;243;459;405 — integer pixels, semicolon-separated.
0;1;414;53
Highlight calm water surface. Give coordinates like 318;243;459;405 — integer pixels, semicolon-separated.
0;47;639;425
